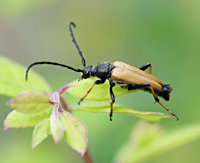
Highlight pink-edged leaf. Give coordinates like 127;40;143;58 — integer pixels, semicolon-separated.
4;106;53;130
50;118;65;144
59;110;88;156
31;119;50;149
50;104;64;144
7;92;52;115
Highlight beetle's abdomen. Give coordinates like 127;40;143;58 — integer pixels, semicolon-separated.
111;61;163;92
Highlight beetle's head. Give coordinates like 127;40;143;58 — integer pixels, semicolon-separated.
81;65;94;79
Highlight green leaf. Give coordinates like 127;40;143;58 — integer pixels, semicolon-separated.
74;101;174;123
31;119;50;149
7;92;52;115
0;56;51;97
4;106;53;130
114;121;200;163
59;110;88;156
67;78;137;101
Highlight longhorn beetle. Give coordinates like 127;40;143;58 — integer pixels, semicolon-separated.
26;22;178;121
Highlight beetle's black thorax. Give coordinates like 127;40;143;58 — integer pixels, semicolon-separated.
82;62;114;79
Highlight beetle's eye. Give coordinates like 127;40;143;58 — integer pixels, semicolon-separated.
81;74;87;79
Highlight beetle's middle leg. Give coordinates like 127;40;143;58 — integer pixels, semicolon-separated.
78;79;106;105
109;81;115;121
139;63;152;74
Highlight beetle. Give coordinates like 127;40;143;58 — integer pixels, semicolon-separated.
26;22;178;121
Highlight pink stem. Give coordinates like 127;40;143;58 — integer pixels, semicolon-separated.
82;151;94;163
57;85;70;94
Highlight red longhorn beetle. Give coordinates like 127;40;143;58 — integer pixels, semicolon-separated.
26;22;178;121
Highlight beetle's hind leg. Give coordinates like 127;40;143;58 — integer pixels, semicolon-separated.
149;85;179;121
139;63;152;74
109;81;116;121
128;83;179;121
78;79;106;105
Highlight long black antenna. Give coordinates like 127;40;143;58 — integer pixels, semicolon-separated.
68;22;86;67
26;61;83;81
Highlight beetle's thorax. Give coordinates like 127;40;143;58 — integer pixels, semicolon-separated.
82;62;114;79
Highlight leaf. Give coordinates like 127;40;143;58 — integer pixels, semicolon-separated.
50;104;65;144
31;119;50;149
74;101;174;123
4;106;53;130
67;78;137;101
114;122;200;163
7;92;52;115
50;118;65;144
59;110;88;156
0;56;51;97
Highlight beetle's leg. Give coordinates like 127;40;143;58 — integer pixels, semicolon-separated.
128;83;178;120
149;85;179;121
109;81;116;121
128;83;150;91
78;79;106;105
139;63;152;74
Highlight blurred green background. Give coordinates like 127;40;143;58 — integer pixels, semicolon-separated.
1;1;200;163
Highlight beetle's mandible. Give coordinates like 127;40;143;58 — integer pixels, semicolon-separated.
26;22;178;121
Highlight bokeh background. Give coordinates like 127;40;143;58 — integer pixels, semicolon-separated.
1;1;200;163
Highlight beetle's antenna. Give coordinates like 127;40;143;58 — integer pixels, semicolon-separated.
26;61;83;81
68;22;86;67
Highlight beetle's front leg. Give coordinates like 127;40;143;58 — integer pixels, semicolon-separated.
78;79;106;105
109;81;115;121
139;63;152;74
